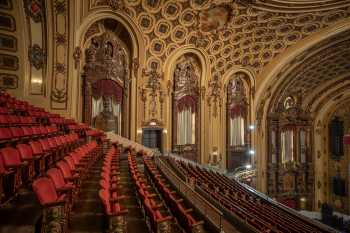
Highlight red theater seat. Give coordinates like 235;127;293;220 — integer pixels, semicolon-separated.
16;144;36;180
0;147;25;194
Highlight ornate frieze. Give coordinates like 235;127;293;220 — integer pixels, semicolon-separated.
50;0;68;109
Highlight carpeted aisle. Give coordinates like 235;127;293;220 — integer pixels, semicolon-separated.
119;153;150;233
69;160;105;233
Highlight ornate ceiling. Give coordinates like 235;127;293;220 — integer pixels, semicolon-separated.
91;0;350;79
267;29;350;113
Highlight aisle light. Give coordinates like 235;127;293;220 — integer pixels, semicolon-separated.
249;149;255;155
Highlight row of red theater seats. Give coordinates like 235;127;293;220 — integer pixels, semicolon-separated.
0;133;80;204
144;157;205;233
32;141;100;232
0;126;59;143
199;167;321;233
129;152;173;233
175;159;328;233
99;146;128;232
0;92;78;125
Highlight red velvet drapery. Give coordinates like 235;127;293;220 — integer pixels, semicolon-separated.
92;79;123;103
177;95;196;112
344;135;350;145
229;103;246;119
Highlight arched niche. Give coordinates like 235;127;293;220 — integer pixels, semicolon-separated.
81;19;132;136
172;53;202;162
225;72;251;171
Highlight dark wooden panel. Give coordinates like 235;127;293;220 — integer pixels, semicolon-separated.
0;54;18;70
0;0;12;10
0;73;18;89
0;13;15;32
0;33;17;51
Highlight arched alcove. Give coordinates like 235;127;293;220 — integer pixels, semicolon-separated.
163;46;210;163
81;19;132;136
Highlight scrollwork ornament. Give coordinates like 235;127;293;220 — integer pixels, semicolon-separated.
28;44;46;70
73;47;81;69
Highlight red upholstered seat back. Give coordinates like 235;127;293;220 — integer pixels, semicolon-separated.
39;139;50;151
0;115;8;124
57;161;73;179
0;127;12;140
47;168;66;189
29;141;43;155
99;189;112;214
16;144;34;160
63;156;76;170
0;147;22;167
9;127;23;138
31;126;41;135
32;177;58;205
22;126;33;136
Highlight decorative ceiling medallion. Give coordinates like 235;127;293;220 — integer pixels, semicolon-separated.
146;57;161;70
154;20;171;39
28;44;45;70
171;25;187;43
179;9;196;27
24;0;43;23
199;5;231;33
161;1;181;20
137;13;155;33
149;39;165;57
142;0;161;13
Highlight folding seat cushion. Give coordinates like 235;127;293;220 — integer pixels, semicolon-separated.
47;168;74;192
32;177;66;206
0;127;12;142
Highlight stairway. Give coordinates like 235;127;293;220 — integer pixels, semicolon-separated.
69;160;105;233
118;153;149;233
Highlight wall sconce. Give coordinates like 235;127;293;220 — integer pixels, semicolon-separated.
248;124;255;131
137;129;142;134
163;129;167;134
248;149;255;155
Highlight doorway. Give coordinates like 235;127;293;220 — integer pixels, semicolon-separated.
142;128;163;153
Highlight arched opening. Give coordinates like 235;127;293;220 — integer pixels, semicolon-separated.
172;54;201;162
81;19;132;136
257;29;350;210
226;73;250;171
